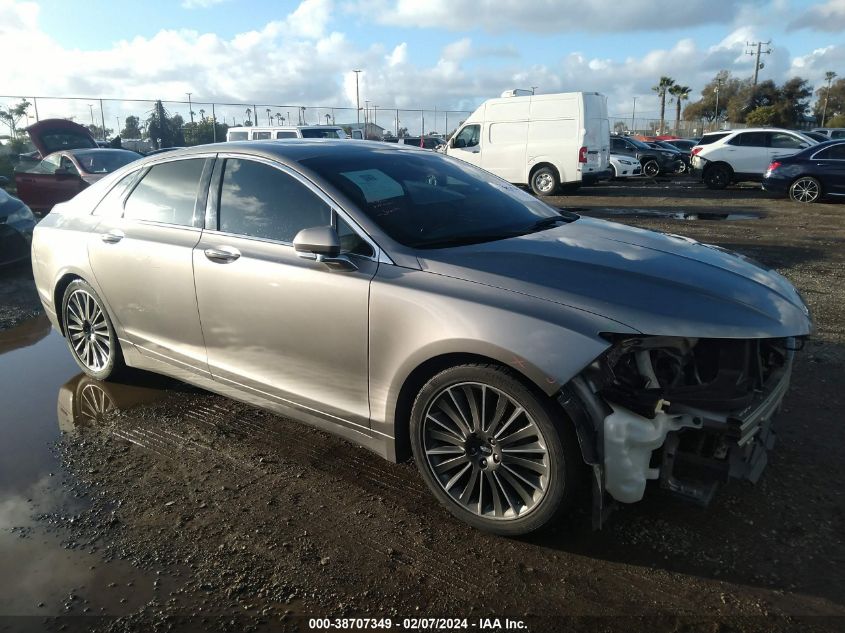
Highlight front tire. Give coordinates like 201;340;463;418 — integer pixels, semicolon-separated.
530;166;559;196
642;159;660;177
62;280;124;381
788;176;821;203
410;364;581;536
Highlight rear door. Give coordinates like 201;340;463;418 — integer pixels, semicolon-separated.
88;156;214;374
724;132;769;175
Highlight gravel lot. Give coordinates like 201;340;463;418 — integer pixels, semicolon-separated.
1;178;843;632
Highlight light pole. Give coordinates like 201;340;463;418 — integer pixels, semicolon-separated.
186;92;193;124
364;100;370;137
87;104;95;127
822;71;837;126
373;105;378;131
714;79;723;129
352;69;362;125
531;86;538;95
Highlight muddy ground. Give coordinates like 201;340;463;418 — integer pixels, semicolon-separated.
0;178;843;633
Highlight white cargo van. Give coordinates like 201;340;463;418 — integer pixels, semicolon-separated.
226;125;348;141
445;92;610;196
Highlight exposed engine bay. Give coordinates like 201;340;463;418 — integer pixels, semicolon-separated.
560;336;799;527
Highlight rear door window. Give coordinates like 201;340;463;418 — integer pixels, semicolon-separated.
123;159;206;226
698;133;730;145
217;158;331;243
814;144;845;159
728;132;768;147
276;131;297;139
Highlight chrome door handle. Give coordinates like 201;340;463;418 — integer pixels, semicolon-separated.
204;247;241;263
100;229;125;243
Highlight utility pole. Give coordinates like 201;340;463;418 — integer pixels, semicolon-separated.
821;71;837;126
99;99;107;141
531;86;538;95
352;69;362;125
186;92;193;123
714;76;723;127
211;103;217;142
631;97;637;132
746;41;772;86
87;104;95;127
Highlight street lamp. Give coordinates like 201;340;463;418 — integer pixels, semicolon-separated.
186;92;193;124
87;104;95;127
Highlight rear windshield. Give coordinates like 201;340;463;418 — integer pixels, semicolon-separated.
698;133;730;145
300;128;347;139
38;132;97;154
300;151;573;249
72;149;141;174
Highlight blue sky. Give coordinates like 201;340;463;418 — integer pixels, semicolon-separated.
2;0;843;133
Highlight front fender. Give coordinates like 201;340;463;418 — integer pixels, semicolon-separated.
368;265;636;436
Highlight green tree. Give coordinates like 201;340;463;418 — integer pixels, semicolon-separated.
652;76;675;133
814;77;845;124
86;124;113;140
745;105;779;126
182;119;228;146
684;71;744;123
827;113;845;127
121;115;142;139
0;99;32;137
669;84;691;134
776;77;813;126
146;101;185;149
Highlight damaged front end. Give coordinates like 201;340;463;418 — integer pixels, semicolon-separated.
559;335;803;528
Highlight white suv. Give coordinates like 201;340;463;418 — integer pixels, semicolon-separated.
691;128;816;189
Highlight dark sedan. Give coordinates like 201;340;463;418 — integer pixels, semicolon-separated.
610;135;682;176
0;177;37;265
762;140;845;203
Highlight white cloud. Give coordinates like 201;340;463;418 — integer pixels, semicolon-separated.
788;0;845;32
345;0;758;32
181;0;231;8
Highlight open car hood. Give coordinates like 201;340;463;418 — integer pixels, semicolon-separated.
25;118;97;158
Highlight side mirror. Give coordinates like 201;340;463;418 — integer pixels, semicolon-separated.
293;225;357;271
293;225;340;258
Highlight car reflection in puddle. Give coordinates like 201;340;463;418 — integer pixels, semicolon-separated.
57;373;171;434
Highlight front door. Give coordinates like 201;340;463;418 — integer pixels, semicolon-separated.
193;156;377;426
88;157;213;374
448;124;483;168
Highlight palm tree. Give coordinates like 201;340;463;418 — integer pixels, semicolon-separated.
275;112;282;125
669;84;691;135
652;76;675;134
245;108;252;125
199;108;205;122
266;108;272;125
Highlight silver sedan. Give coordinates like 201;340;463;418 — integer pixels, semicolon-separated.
32;140;812;535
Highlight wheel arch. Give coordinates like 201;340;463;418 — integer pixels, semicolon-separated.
703;160;734;176
53;272;85;336
528;161;562;185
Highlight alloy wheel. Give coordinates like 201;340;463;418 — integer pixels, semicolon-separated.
421;382;550;520
534;172;554;193
790;177;820;203
643;160;659;177
65;289;112;372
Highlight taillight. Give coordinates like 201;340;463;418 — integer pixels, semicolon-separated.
579;146;587;163
691;147;702;156
767;161;781;172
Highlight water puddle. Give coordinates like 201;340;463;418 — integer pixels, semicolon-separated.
0;317;171;616
571;207;764;221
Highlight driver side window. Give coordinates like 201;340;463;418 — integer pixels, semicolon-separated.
455;125;481;148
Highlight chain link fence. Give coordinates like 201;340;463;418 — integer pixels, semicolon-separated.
610;117;748;138
0;95;473;147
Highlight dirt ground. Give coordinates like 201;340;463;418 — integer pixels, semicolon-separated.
1;177;843;633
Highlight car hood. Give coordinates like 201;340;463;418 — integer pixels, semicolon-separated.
25;118;97;158
416;217;813;339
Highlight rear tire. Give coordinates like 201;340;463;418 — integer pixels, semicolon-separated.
61;280;125;381
410;364;582;536
788;176;821;203
530;166;559;196
704;164;731;190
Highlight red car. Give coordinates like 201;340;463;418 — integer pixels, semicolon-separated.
14;119;140;214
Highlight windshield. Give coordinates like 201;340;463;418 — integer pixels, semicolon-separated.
71;149;141;174
300;128;347;139
301;150;575;249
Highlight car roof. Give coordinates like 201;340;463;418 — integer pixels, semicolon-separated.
134;139;435;167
